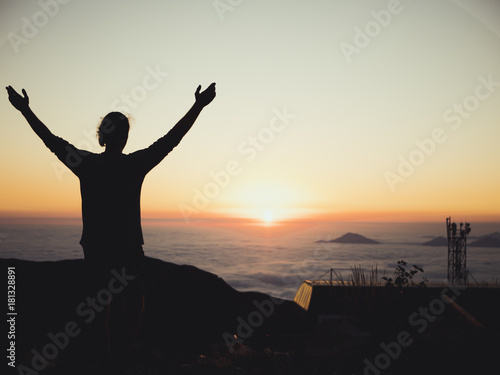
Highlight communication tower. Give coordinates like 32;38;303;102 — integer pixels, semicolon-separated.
446;217;470;285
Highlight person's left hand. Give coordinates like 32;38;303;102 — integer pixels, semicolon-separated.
195;83;216;107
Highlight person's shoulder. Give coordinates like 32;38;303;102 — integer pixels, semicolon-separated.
77;151;108;166
81;149;98;157
121;149;154;172
49;136;97;156
125;148;149;158
77;150;101;160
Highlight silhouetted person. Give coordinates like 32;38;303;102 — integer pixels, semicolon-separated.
6;83;216;367
6;83;216;267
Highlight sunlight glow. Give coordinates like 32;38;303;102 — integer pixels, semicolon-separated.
263;209;274;223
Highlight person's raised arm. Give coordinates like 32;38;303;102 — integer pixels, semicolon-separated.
6;85;87;176
141;83;216;171
5;86;54;144
165;82;216;145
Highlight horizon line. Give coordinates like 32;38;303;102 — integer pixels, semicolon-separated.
1;214;500;226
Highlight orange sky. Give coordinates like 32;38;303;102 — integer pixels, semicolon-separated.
1;1;500;224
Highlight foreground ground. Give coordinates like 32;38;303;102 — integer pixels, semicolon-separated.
2;257;499;374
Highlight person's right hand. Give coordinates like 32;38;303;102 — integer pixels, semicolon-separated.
6;86;30;112
195;83;216;107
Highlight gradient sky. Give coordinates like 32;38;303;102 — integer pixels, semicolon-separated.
1;0;500;223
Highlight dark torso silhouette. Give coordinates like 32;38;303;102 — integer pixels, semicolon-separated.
45;134;176;264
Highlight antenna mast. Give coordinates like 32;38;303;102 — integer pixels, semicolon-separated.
446;217;470;285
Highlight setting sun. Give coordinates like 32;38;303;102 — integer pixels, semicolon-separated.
263;209;274;223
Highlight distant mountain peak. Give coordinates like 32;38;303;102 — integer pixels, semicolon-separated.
477;231;500;240
316;232;380;244
422;236;448;247
469;236;500;248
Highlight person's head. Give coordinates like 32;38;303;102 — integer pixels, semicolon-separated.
96;112;130;152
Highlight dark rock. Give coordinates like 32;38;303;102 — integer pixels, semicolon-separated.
1;256;305;373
